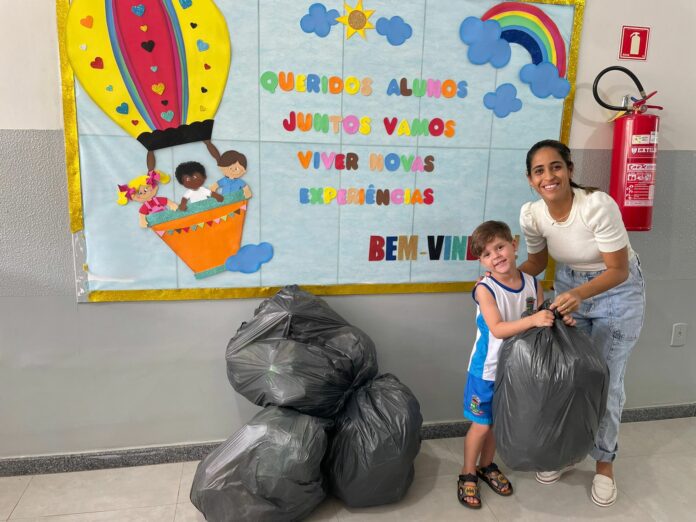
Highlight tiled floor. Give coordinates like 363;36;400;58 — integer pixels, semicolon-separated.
2;417;695;521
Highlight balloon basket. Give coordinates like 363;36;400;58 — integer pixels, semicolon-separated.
146;192;248;279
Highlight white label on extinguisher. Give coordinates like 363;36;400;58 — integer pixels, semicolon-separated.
650;131;659;144
632;134;651;144
624;163;655;207
630;145;656;156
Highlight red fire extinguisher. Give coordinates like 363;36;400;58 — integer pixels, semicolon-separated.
593;66;663;231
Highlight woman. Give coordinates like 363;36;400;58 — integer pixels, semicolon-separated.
518;139;645;507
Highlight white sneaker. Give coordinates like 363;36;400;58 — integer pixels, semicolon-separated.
535;465;574;484
591;473;617;507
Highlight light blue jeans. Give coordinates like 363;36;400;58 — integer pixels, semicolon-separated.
555;255;646;462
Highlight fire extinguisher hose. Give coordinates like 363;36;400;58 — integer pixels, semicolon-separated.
592;66;647;111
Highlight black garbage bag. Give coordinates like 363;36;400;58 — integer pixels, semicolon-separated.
226;285;378;418
190;406;330;522
325;374;423;507
493;304;609;471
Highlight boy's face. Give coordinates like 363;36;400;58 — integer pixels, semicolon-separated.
181;171;206;190
220;162;246;179
479;237;517;276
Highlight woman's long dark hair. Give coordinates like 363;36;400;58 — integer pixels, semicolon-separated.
525;139;598;193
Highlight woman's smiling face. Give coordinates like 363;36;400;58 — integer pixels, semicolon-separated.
528;146;574;203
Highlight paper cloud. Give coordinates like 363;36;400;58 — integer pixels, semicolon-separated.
300;3;339;38
376;16;413;46
459;16;511;68
520;62;571;99
226;243;274;274
484;83;523;118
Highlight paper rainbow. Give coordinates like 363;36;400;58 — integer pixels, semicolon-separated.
482;1;567;77
65;0;231;150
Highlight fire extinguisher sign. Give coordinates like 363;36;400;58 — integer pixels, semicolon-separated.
619;26;650;60
625;133;657;206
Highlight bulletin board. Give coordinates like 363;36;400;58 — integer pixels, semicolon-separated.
57;0;585;302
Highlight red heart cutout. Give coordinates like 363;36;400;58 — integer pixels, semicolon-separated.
90;57;104;69
204;63;211;70
131;120;139;126
80;16;93;28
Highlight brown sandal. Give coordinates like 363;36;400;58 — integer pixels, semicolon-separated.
457;473;482;509
477;462;513;496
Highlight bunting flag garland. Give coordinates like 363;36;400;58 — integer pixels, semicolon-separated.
156;208;242;235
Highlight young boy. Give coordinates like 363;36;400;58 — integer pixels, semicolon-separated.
175;161;224;212
210;150;252;200
458;221;574;509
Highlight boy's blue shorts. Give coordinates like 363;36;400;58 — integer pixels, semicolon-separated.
463;373;495;425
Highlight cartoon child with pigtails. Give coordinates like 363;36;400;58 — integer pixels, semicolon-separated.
117;170;178;228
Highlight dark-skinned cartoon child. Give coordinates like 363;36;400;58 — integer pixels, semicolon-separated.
175;161;224;212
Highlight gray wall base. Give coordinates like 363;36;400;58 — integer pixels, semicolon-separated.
2;403;693;477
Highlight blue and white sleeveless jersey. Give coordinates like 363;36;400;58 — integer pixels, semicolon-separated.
467;273;539;381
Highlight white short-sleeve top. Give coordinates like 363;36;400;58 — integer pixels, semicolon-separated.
520;188;634;272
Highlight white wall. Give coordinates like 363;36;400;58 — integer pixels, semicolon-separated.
0;0;63;130
570;0;696;150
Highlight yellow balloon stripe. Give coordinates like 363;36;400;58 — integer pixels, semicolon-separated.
65;1;145;139
173;0;231;125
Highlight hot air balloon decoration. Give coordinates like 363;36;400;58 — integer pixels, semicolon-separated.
65;0;230;166
65;0;256;279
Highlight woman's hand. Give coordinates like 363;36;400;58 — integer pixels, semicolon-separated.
476;271;492;282
551;290;583;315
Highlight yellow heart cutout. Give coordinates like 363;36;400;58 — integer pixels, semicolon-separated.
140;25;148;32
151;83;166;95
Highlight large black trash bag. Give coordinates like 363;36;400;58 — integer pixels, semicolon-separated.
325;374;423;507
190;406;330;522
493;304;609;472
226;285;378;418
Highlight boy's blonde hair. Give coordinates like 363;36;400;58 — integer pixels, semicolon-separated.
470;221;514;258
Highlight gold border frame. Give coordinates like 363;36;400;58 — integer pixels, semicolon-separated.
57;0;83;234
57;0;583;302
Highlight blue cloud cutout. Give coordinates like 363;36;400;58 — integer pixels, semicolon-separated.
520;62;571;99
484;83;523;118
376;16;413;46
226;243;274;274
300;3;339;37
459;17;511;68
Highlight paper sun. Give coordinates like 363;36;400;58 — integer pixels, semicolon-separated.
336;0;375;39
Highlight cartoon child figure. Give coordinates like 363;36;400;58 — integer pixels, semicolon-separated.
175;161;224;211
117;170;178;228
210;150;253;200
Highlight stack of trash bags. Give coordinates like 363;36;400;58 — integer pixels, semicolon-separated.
493;301;610;472
190;285;423;521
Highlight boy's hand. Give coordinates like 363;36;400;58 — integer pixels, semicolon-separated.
211;192;224;202
561;314;577;327
530;310;555;328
